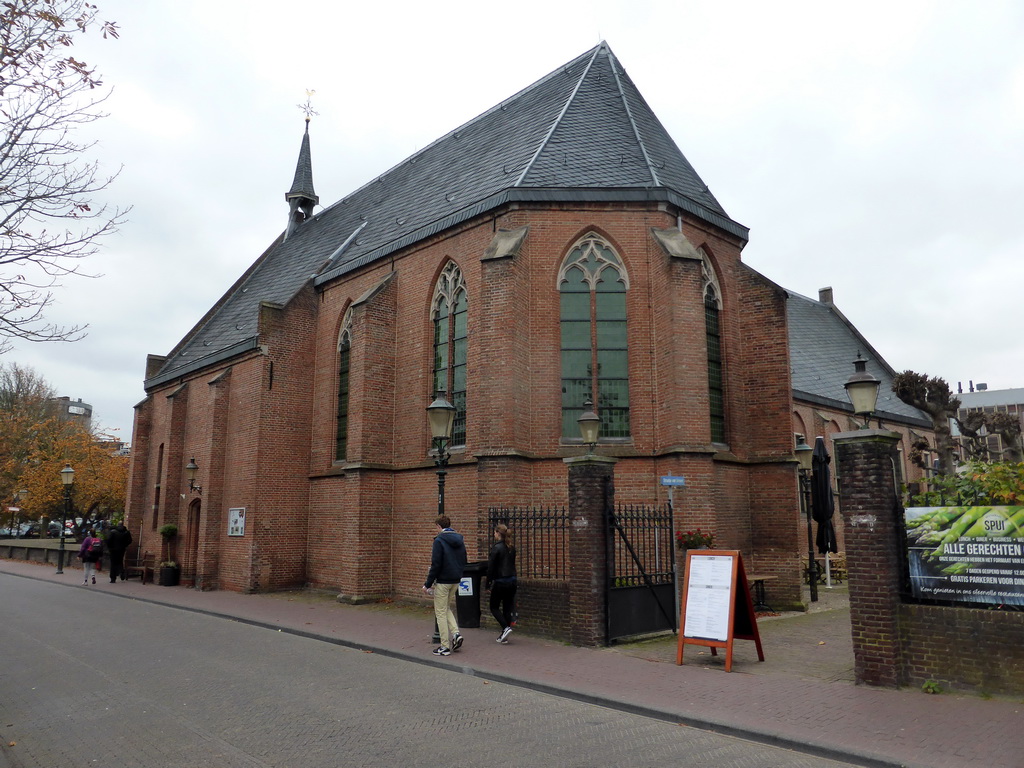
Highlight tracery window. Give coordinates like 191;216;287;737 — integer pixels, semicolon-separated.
432;262;467;446
559;234;630;438
699;248;726;444
335;308;352;461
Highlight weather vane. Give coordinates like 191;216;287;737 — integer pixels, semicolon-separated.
298;89;319;122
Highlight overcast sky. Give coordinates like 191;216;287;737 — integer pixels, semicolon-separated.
5;0;1023;441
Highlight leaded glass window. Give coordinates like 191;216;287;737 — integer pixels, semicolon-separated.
432;263;467;446
335;308;353;461
700;249;726;444
559;234;630;438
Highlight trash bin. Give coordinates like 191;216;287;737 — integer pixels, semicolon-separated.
456;561;487;628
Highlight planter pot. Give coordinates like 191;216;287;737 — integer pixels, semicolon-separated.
158;566;180;586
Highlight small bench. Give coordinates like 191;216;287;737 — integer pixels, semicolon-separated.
124;551;155;584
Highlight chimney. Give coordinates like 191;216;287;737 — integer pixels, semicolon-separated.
818;287;833;304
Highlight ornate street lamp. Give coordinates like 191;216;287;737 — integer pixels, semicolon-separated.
186;457;203;495
577;398;600;454
426;391;457;517
795;434;817;602
425;391;456;645
844;353;880;428
57;464;74;575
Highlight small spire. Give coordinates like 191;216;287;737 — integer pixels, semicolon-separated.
285;100;319;239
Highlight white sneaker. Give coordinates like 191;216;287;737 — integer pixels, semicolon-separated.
497;626;513;644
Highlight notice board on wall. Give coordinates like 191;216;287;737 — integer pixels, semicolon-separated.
675;550;764;672
228;507;246;537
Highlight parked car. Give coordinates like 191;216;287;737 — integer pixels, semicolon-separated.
47;522;75;538
0;522;39;538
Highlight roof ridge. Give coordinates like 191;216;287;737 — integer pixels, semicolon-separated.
514;43;604;186
607;49;659;186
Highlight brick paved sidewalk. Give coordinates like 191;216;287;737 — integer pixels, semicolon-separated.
2;558;1020;768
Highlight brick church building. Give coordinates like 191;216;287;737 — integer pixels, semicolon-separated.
127;43;924;610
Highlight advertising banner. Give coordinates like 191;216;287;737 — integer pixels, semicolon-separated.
905;506;1024;606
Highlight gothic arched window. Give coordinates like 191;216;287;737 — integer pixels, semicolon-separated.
558;234;630;438
335;308;353;461
699;248;726;444
432;262;468;446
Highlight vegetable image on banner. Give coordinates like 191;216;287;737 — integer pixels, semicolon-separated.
905;506;1024;606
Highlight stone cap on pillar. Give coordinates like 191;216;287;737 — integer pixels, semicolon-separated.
563;454;619;467
832;428;902;446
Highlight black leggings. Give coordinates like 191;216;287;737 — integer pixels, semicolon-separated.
489;580;517;629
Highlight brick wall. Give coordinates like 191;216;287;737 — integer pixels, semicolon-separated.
834;428;1024;696
129;200;804;630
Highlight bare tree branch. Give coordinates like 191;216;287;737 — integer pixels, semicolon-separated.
0;0;128;352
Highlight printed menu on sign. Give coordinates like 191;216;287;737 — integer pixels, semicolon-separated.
683;554;734;641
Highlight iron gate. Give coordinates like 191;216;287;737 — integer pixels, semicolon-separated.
607;501;676;642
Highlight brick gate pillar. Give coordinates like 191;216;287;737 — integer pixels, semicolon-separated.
832;428;904;687
565;454;617;647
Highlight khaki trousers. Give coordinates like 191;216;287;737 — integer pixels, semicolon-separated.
433;582;460;648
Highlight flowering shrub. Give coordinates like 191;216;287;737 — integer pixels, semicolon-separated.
676;528;714;550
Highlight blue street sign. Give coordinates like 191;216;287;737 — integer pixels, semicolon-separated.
660;476;686;487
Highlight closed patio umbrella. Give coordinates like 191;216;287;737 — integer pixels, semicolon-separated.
811;437;838;584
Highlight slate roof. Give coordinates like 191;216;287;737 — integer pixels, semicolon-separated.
787;291;930;427
147;42;745;389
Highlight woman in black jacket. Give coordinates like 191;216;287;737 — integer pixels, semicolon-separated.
486;524;517;643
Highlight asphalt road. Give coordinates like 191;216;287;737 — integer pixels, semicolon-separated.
0;574;862;768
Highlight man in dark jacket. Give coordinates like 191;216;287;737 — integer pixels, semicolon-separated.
422;514;467;657
105;523;133;583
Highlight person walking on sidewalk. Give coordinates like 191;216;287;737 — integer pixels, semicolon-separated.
105;523;133;583
487;523;518;644
422;514;466;657
78;530;103;585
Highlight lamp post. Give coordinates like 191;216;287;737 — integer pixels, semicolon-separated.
9;488;27;538
57;464;74;575
844;353;881;428
425;391;456;644
577;398;600;454
795;434;817;602
426;391;456;517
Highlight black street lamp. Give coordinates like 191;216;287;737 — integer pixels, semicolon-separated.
425;391;456;644
57;464;74;575
186;457;203;495
426;391;457;517
795;434;817;603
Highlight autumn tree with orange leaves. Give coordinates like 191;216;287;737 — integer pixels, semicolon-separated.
0;363;126;533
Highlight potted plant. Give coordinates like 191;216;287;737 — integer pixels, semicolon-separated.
676;528;714;552
158;524;179;586
158;560;180;586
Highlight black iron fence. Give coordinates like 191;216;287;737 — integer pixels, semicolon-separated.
488;505;569;580
907;488;996;507
608;503;675;587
